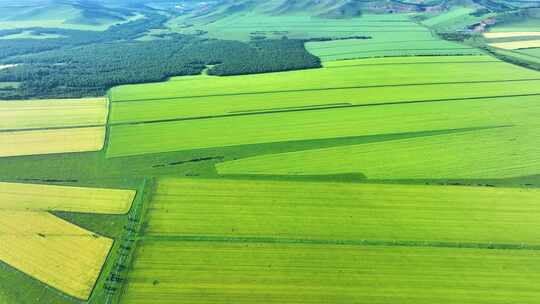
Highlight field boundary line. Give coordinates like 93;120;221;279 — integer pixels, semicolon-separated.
102;92;114;152
142;235;540;251
112;78;540;103
104;178;155;304
308;39;440;50
319;47;479;57
0;124;105;133
324;60;500;68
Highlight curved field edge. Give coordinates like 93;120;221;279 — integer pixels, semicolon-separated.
0;179;140;303
215;123;540;180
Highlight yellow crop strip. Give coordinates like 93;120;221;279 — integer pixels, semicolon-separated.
0;97;108;130
0;211;113;300
0;182;135;214
489;40;540;49
0;126;106;157
484;32;540;39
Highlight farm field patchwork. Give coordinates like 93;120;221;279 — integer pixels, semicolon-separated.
217;124;540;179
0;182;136;300
107;56;540;158
4;3;540;303
170;13;415;41
490;47;540;66
110;78;540;124
107;93;540;158
111;56;527;102
420;6;488;32
120;178;540;303
306;37;480;61
145;178;540;244
0;97;109;158
0;126;106;157
173;12;479;60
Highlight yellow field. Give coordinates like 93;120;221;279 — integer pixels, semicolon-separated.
0;126;106;157
0;211;113;300
0;98;108;130
489;40;540;49
0;182;136;214
484;32;540;39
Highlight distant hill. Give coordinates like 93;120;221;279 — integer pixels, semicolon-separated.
159;0;539;21
167;0;443;19
0;0;139;29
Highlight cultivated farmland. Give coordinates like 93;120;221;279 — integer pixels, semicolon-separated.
0;182;136;214
217;123;540;179
0;126;106;157
0;182;135;300
145;178;540;244
3;2;540;303
171;13;416;41
124;243;540;304
489;40;540;50
0;211;113;300
484;32;540;39
0;97;109;157
107;56;540;157
120;178;540;303
0;97;108;130
421;6;489;32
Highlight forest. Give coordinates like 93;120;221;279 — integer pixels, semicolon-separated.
0;13;320;99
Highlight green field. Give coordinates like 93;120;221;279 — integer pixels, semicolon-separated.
144;178;540;244
306;38;481;61
107;56;540;158
489;18;540;33
170;13;414;41
111;60;536;120
517;47;540;58
3;2;540;303
123;242;540;304
301;14;481;60
110;55;511;103
120;178;540;303
217;121;540;179
171;11;480;60
420;6;491;32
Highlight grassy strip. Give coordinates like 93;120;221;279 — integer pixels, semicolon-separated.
141;235;540;251
0;124;105;133
112;78;540;103
324;60;500;68
103;178;154;304
319;47;479;57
